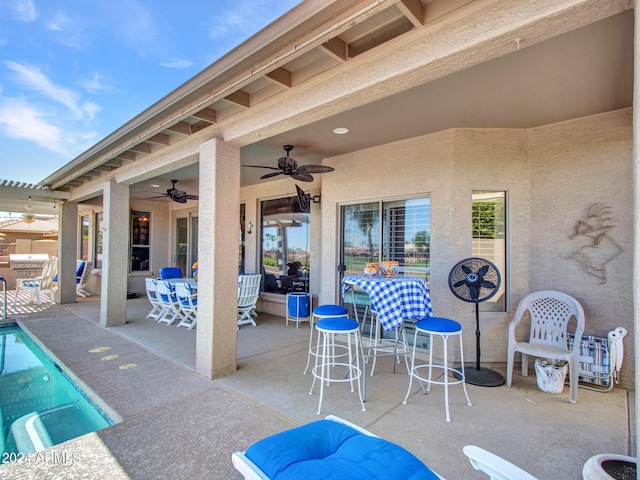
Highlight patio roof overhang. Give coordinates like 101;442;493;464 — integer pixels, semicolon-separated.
0;180;70;216
28;0;632;203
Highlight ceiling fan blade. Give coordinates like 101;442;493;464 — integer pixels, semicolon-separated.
296;165;335;174
244;165;280;170
477;265;490;276
291;172;314;182
260;171;284;179
185;194;199;200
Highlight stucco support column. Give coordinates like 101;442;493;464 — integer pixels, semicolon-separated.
633;0;639;461
195;138;240;379
100;180;129;327
56;200;78;304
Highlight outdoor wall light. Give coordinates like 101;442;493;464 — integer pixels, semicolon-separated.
247;222;253;234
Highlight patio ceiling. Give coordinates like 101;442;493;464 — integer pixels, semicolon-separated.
29;0;632;205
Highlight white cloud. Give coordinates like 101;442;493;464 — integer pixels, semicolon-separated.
0;99;66;154
0;97;100;158
160;58;193;69
208;11;244;40
47;11;71;32
207;2;298;40
82;101;101;120
11;0;37;22
81;73;105;93
4;61;88;118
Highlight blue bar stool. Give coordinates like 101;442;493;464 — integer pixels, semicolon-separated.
310;318;366;415
303;304;348;374
403;317;472;422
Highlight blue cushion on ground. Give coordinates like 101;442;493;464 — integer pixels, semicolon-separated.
245;420;439;480
313;304;348;316
416;317;461;333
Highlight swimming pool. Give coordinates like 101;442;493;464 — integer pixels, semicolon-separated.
0;325;113;460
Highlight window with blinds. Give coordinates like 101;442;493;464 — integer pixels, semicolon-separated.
341;197;430;282
383;198;430;281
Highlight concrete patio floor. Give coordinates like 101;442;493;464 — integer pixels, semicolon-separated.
0;293;635;479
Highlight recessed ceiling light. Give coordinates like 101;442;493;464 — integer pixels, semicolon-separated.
150;184;160;188
333;127;349;135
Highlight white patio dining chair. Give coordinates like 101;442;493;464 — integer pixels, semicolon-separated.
144;278;162;320
238;274;261;327
155;280;183;326
14;256;58;306
75;260;93;297
174;282;197;330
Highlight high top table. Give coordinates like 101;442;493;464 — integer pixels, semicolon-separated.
341;274;433;400
341;275;433;332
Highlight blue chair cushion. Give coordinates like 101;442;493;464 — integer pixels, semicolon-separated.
245;419;439;480
313;304;348;316
159;267;182;280
316;318;358;332
76;262;86;278
416;317;461;334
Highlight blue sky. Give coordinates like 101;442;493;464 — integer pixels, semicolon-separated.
0;0;300;185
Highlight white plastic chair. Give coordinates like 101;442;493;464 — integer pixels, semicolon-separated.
144;278;162;320
175;282;197;329
464;445;538;480
238;274;261;327
14;256;58;306
506;290;585;403
155;281;183;326
75;260;93;297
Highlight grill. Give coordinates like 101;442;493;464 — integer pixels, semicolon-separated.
9;254;49;280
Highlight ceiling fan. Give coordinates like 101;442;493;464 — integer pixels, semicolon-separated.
244;145;334;182
22;205;36;223
148;179;198;203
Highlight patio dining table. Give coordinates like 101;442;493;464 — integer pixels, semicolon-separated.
162;277;197;289
341;274;433;331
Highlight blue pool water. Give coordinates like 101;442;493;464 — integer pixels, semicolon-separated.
0;325;113;459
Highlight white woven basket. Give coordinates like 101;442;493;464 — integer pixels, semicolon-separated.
535;358;568;394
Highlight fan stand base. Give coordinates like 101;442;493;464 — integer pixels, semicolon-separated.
453;365;505;387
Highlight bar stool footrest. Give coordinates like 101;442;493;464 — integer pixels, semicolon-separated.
410;364;466;387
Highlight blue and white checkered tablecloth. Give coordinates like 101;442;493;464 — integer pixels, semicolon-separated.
342;275;433;332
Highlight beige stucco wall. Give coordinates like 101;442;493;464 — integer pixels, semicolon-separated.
239;108;633;388
527;108;633;386
317;127;530;372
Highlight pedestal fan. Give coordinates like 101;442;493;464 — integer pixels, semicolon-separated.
448;257;504;387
